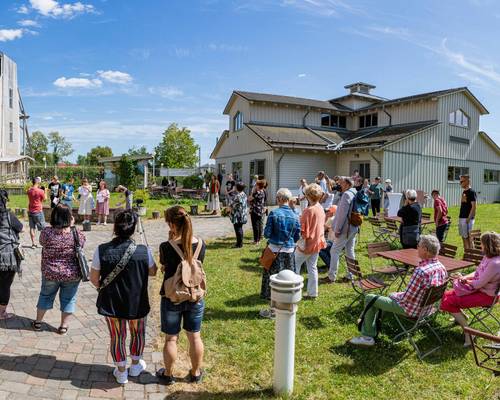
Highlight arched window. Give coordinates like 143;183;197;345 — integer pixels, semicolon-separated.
449;109;469;128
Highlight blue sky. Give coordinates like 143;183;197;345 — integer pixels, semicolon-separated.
1;0;500;163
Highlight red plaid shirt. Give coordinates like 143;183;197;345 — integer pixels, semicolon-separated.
390;258;448;318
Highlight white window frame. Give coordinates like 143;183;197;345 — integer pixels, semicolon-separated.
447;166;469;183
449;109;470;128
233;111;243;131
484;169;499;184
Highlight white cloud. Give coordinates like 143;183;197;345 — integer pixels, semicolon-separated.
18;19;41;27
298;73;307;78
98;70;133;84
148;86;184;99
53;77;102;88
438;38;500;84
29;0;94;19
0;29;24;42
18;5;30;14
174;47;191;58
368;25;410;38
280;0;359;17
208;43;247;52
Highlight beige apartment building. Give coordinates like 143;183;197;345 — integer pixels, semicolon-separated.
211;82;500;205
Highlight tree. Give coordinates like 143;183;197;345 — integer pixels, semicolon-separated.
115;155;136;190
76;155;88;165
86;146;113;165
30;131;50;164
127;145;148;157
48;131;73;164
155;123;199;168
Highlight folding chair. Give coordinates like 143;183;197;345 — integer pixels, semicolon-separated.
467;285;500;335
470;229;482;249
463;248;483;266
345;256;387;311
442;218;452;243
367;217;389;242
367;242;407;289
383;219;400;244
393;282;449;360
439;243;458;258
463;326;500;376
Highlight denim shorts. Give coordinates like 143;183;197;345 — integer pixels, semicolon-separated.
160;297;205;335
37;278;80;313
29;212;46;231
458;218;474;238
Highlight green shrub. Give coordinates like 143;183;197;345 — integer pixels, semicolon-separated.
182;174;204;189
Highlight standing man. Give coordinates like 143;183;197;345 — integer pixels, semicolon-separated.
217;172;223;195
431;189;449;243
27;177;47;248
61;177;75;209
368;177;383;217
316;171;328;194
458;175;477;249
48;176;61;208
321;176;359;284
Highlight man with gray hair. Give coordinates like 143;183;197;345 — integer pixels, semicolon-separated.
320;176;358;284
349;235;448;346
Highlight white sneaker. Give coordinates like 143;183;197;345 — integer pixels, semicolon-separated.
348;336;375;347
113;367;128;384
128;359;146;377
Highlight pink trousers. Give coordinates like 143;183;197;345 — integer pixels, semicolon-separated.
440;289;495;314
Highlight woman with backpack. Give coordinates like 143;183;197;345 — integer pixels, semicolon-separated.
157;206;206;385
90;210;157;384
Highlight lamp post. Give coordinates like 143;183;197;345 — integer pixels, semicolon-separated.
152;151;156;181
43;156;47;169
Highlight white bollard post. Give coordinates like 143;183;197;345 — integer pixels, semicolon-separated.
270;269;304;396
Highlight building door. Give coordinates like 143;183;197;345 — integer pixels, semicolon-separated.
249;159;265;187
231;161;242;182
349;161;371;179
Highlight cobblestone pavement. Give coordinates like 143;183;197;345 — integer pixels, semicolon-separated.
0;215;244;399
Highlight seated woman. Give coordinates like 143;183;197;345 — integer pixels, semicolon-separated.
440;232;500;347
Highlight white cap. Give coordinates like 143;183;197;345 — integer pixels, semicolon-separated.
385;179;391;183
35;177;42;183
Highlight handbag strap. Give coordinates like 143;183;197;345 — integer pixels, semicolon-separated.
71;226;81;250
99;242;137;290
274;220;297;253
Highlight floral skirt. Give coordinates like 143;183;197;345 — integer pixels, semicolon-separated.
260;252;296;300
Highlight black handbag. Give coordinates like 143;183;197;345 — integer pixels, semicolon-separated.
71;227;90;282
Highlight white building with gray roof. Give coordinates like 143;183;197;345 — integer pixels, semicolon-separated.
211;82;500;205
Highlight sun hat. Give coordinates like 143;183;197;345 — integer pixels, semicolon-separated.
385;179;392;184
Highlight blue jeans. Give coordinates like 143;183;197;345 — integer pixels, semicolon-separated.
37;278;80;313
319;240;333;267
161;297;205;335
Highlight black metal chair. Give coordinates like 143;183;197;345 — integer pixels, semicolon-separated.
463;326;500;376
467;285;500;335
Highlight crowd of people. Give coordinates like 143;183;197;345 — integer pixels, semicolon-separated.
0;187;206;386
0;168;497;386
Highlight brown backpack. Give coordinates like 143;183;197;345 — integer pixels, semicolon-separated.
164;239;207;303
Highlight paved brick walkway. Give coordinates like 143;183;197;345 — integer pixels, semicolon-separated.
0;216;243;399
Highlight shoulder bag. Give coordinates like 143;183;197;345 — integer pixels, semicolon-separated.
7;212;24;273
259;223;297;271
99;242;137;291
71;227;90;282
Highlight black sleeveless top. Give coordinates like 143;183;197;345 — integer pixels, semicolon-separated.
96;238;151;319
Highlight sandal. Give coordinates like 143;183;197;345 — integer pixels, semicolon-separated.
57;326;68;335
0;312;14;320
155;368;176;385
188;370;204;384
32;321;43;331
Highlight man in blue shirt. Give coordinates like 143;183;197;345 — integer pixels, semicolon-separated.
61;177;75;209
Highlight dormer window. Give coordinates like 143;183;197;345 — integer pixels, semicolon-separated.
233;111;243;131
321;113;346;128
359;113;378;129
449;109;469;128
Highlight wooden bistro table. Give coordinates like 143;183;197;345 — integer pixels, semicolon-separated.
384;216;434;226
376;248;475;273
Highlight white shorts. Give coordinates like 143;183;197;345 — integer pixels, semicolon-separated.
458;218;474;238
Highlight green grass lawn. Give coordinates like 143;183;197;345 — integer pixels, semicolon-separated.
7;193;205;218
164;203;500;400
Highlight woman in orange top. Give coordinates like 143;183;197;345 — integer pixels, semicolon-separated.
294;183;326;299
